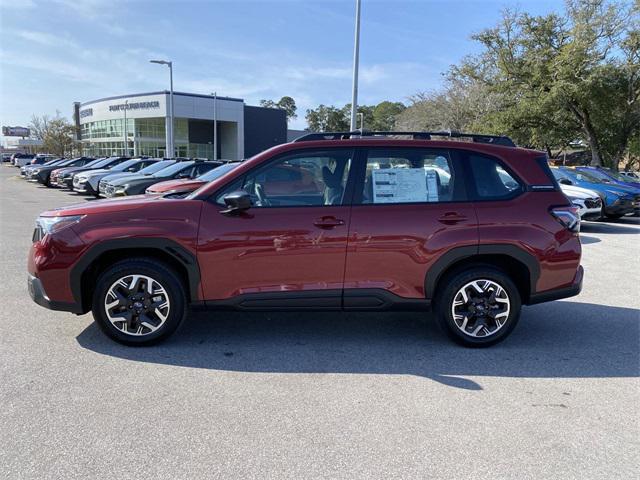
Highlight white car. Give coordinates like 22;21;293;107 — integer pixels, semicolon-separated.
13;154;35;167
561;184;602;221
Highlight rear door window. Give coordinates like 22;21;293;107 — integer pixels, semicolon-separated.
359;148;463;204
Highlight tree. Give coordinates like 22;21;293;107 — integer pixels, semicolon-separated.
397;76;502;132
453;0;639;168
29;113;77;156
305;101;406;132
260;96;298;122
305;104;350;131
370;101;406;130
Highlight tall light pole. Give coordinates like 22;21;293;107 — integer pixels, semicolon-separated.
150;59;174;158
123;99;128;156
214;92;217;160
350;0;362;131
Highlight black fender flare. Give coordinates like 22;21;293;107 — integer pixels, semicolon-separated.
70;238;201;306
424;244;540;300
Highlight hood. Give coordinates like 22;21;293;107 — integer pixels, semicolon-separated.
41;194;170;217
100;171;142;183
57;166;86;175
106;173;150;186
561;184;599;199
602;183;639;196
79;168;110;178
147;178;205;193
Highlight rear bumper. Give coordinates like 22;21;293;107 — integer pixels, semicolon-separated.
28;274;83;314
527;265;583;305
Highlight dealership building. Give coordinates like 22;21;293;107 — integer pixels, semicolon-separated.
74;91;287;160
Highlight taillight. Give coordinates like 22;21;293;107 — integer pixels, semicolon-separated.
551;206;580;233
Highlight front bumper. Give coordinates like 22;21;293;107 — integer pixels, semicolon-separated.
28;274;83;313
604;199;634;216
73;179;96;194
527;265;584;305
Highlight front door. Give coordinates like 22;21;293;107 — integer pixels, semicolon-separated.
343;147;478;304
197;148;355;307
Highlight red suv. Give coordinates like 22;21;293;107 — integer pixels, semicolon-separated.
27;132;583;347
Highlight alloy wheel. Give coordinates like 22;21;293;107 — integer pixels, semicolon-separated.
450;279;510;338
104;274;170;336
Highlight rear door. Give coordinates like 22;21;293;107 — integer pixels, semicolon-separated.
343;147;478;305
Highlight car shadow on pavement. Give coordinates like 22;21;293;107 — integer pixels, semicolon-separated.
581;222;640;234
578;235;600;244
76;301;640;390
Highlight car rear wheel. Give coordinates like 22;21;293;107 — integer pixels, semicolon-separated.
436;267;521;347
92;258;187;345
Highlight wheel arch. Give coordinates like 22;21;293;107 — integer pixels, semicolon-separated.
426;245;539;305
70;239;201;313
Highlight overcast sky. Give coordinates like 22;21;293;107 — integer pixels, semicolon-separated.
1;0;565;131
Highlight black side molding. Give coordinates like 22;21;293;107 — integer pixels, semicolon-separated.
203;289;431;312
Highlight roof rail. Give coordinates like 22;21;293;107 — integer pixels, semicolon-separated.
293;130;516;147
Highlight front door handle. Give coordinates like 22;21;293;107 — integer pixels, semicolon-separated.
314;216;345;229
437;212;468;224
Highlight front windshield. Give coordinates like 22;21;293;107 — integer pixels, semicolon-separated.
577;168;612;182
561;168;603;183
57;158;81;167
197;162;239;181
88;157;120;169
138;160;175;175
110;159;139;171
81;158;106;168
152;161;193;177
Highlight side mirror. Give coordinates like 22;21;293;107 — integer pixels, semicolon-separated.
220;190;251;215
559;178;572;185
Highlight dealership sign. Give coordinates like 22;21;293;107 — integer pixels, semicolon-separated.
109;101;160;112
2;126;30;137
79;108;93;118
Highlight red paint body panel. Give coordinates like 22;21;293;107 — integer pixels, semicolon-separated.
474;192;582;292
197;202;350;299
344;203;479;298
147;178;205;193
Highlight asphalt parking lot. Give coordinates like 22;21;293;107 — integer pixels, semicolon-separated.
1;165;638;479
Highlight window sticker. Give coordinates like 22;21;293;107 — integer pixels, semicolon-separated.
372;168;432;203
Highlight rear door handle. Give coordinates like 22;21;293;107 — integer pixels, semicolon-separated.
314;216;345;229
437;212;468;224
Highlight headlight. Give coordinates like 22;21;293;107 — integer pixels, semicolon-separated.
36;215;85;235
114;185;128;193
33;168;41;174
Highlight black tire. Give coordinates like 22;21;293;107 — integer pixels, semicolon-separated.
91;258;188;346
435;266;521;348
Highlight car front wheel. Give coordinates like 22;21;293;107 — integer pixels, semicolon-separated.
436;267;521;347
92;258;187;345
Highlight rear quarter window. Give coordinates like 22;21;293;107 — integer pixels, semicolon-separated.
468;153;523;200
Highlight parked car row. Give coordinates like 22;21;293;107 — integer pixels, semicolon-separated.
15;154;239;199
552;166;640;219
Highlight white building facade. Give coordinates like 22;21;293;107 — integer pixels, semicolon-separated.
75;91;283;160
